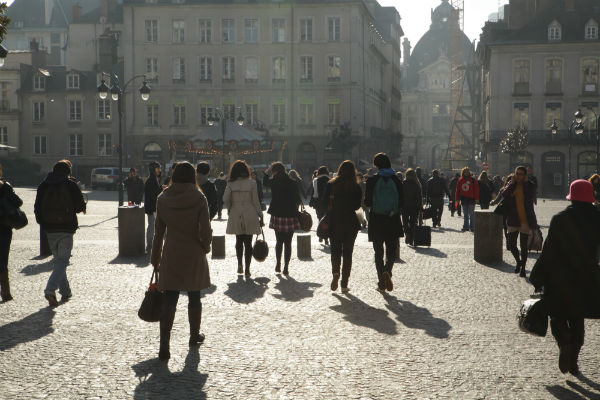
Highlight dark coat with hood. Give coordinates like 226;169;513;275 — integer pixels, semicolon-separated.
321;180;362;235
530;203;600;319
144;162;163;215
197;174;217;220
478;180;494;205
34;172;86;233
402;178;423;211
0;181;23;232
364;171;404;241
426;175;450;199
263;173;301;218
124;175;144;204
499;179;538;228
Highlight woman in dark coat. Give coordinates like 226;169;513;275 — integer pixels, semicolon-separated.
477;171;494;209
0;164;23;302
321;160;362;293
402;168;423;246
530;179;600;376
364;152;404;292
311;166;331;245
263;162;301;275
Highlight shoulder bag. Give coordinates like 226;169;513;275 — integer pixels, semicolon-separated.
316;193;334;240
138;269;164;323
517;298;548;337
253;227;269;262
297;204;313;232
0;195;28;230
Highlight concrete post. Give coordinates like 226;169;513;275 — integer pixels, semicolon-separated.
474;210;503;264
297;235;311;259
118;206;145;257
211;235;225;258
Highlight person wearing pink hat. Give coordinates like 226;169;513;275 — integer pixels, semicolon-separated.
530;179;600;376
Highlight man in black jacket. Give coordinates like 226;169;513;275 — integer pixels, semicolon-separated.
214;172;227;220
197;162;217;220
144;162;163;253
427;169;451;227
34;160;86;307
123;167;144;205
449;173;461;217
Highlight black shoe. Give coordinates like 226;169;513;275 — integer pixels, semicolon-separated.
382;271;393;292
514;262;521;273
237;264;243;275
244;267;251;278
45;293;58;307
559;345;570;374
283;266;289;276
376;281;386;292
519;265;526;277
275;264;281;274
461;228;468;232
61;294;72;303
330;273;340;291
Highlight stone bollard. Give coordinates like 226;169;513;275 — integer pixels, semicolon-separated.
118;206;145;257
297;235;311;259
211;235;225;258
474;210;503;264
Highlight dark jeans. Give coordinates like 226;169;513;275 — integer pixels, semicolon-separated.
275;231;294;267
551;316;584;350
430;197;444;225
164;290;201;308
402;208;419;244
507;231;529;265
373;237;397;282
330;229;358;287
217;197;224;218
0;227;12;274
235;234;253;267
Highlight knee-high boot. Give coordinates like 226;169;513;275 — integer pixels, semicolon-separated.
0;271;13;302
188;304;205;346
159;305;177;360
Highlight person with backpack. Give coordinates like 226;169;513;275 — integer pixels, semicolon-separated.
145;162;163;253
123;167;144;205
364;153;404;292
455;167;479;232
34;160;86;307
322;160;362;293
311;166;331;245
214;172;227;220
0;164;23;302
196;162;217;220
426;169;450;228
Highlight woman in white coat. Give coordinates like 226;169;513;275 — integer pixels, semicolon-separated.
223;160;263;277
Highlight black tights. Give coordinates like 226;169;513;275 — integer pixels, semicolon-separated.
235;234;253;267
275;231;294;267
164;290;201;308
507;231;529;265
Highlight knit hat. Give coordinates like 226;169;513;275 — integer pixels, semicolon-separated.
566;179;595;203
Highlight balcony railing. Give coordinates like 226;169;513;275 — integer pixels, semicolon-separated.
487;129;598;146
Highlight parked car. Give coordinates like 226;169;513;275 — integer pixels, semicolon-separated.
91;167;127;190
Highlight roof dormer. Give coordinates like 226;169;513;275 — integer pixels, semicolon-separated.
67;73;80;90
548;20;562;42
585;19;598;40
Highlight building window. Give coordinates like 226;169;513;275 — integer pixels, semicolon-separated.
328;101;340;125
300;102;314;125
328;56;341;81
173;103;186;125
172;57;186;83
245;103;257;125
548;20;561;41
273;101;285;125
145;19;158;42
432;103;450;131
199;57;212;82
222;56;235;82
513;59;530;94
0;82;10;111
545;103;562;129
513;103;529;129
147;103;159;126
272;18;285;42
172;20;185;43
222;103;235;121
244;19;258;43
33;74;45;91
33;101;45;122
546;59;562;94
67;74;80;89
199;19;212;43
328;17;341;41
222;19;235;43
0;127;7;145
98;134;112;156
582;104;599;131
245;57;258;83
98;99;111;120
585;20;598;40
200;104;212;125
34;135;47;155
300;56;313;83
300;18;312;42
272;57;286;83
582;58;599;94
145;57;158;82
69;100;82;121
69;134;83;156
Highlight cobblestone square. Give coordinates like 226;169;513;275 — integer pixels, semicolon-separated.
1;189;599;399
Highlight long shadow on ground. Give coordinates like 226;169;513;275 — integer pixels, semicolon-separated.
109;254;151;268
21;260;54;276
414;247;447;258
271;275;321;302
546;385;585;400
0;308;55;351
383;294;451;339
132;348;207;399
330;293;397;335
224;276;270;304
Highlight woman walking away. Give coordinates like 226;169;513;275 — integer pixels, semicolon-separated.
500;166;538;277
224;160;263;277
588;174;600;203
455;167;479;232
530;179;600;375
478;171;494;210
311;166;331;245
402;169;423;246
289;169;306;203
322;160;362;293
151;162;212;360
263;162;301;275
0;164;23;302
364;153;404;292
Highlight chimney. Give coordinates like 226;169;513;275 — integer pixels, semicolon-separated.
565;0;576;11
72;4;82;22
402;38;411;65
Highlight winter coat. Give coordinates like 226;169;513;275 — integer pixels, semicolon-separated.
478;180;494;205
530;203;600;319
197;174;217;220
264;173;301;218
449;177;459;196
311;174;331;216
0;181;23;231
402;179;423;211
124;176;144;204
215;178;227;198
144;163;163;215
151;183;211;292
364;173;404;241
455;176;479;204
322;181;362;235
499;180;538;228
426;176;450;199
223;178;263;235
34;172;86;234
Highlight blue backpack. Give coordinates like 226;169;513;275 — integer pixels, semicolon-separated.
372;177;399;216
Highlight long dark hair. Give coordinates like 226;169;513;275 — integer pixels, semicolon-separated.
171;161;197;186
228;160;251;181
270;161;287;178
330;160;358;192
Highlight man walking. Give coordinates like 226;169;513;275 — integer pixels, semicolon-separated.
197;162;217;220
34;160;86;307
427;169;450;227
449;173;461;217
123;167;144;205
214;172;227;220
144;162;163;253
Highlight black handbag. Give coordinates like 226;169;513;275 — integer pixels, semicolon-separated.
0;196;28;230
413;217;431;247
493;197;507;216
316;193;334;239
422;203;435;220
297;204;313;232
253;228;269;262
517;298;548;337
138;270;164;323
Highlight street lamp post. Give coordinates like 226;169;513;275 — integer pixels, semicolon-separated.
97;73;151;206
208;108;244;174
550;109;584;188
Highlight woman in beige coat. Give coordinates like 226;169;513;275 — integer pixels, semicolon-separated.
223;160;263;277
151;162;212;360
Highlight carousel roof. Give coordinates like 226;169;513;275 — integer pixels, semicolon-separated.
191;120;264;143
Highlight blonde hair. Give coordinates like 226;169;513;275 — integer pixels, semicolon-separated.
460;166;470;177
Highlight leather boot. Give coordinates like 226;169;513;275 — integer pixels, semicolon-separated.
0;271;13;302
188;305;205;346
159;306;176;360
340;264;351;292
569;344;582;376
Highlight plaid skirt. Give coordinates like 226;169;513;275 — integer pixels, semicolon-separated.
269;215;301;232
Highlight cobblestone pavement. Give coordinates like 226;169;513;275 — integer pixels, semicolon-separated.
1;189;599;399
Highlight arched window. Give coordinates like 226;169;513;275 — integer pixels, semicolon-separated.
548;20;561;41
143;142;163;160
577;151;597;179
585;19;598;40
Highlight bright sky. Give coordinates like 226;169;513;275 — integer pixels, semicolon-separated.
3;0;505;43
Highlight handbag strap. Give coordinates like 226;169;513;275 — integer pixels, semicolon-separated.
150;269;158;286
